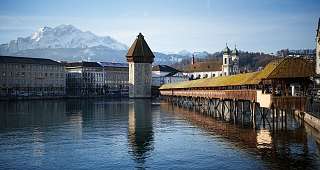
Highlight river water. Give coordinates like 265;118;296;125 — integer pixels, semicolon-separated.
0;99;319;169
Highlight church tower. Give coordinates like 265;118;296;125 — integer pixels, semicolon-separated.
222;44;232;76
231;46;239;74
316;18;320;75
126;33;155;98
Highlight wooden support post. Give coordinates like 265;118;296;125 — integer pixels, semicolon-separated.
221;100;225;120
262;108;266;128
275;108;278;131
252;102;256;129
235;100;239;122
233;99;237;124
285;108;288;130
272;107;275;133
281;109;284;130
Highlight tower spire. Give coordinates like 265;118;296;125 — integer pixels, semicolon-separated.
191;53;195;65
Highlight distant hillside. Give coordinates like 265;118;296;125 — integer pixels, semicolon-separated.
171;51;277;72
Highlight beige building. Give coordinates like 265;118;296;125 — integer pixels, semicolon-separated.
65;62;104;96
0;56;65;97
99;62;129;92
65;61;129;96
126;33;155;98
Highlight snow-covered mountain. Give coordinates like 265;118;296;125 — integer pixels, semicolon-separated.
0;24;127;54
177;50;193;57
176;50;209;58
0;24;191;65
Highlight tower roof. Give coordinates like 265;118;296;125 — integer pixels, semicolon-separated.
126;33;155;63
232;46;239;55
223;44;230;55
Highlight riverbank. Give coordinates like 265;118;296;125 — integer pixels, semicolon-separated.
0;94;129;101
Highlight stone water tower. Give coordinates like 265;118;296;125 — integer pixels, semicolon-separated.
126;33;155;98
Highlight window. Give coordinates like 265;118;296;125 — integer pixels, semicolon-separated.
224;58;227;64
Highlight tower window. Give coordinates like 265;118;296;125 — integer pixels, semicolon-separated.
224;58;227;64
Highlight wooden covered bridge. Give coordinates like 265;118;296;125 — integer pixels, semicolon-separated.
159;58;314;129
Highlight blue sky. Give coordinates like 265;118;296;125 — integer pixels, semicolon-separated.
0;0;319;53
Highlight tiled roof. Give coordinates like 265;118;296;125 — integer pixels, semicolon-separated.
126;33;154;63
152;65;179;73
0;56;62;65
65;61;102;68
160;58;314;89
99;62;128;68
182;60;222;73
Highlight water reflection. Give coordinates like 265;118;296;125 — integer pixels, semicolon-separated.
0;100;67;129
128;99;154;168
256;129;272;149
0;99;319;169
161;102;320;169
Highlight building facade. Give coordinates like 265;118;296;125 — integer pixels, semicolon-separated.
99;62;129;93
152;65;188;87
0;56;65;97
126;33;155;98
183;45;240;79
183;59;223;79
65;62;104;96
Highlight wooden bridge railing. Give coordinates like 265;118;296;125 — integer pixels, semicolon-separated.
271;96;307;111
160;89;257;101
161;89;308;111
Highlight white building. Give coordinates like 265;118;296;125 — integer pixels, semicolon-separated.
183;45;240;79
183;60;223;79
222;45;240;76
152;65;188;87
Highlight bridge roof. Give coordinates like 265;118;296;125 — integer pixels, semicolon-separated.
160;58;314;89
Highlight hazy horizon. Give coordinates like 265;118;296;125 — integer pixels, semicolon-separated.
1;0;319;54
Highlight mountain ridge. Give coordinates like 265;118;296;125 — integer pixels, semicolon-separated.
0;24;192;65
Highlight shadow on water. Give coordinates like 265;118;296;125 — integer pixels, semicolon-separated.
160;101;320;169
127;99;154;169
